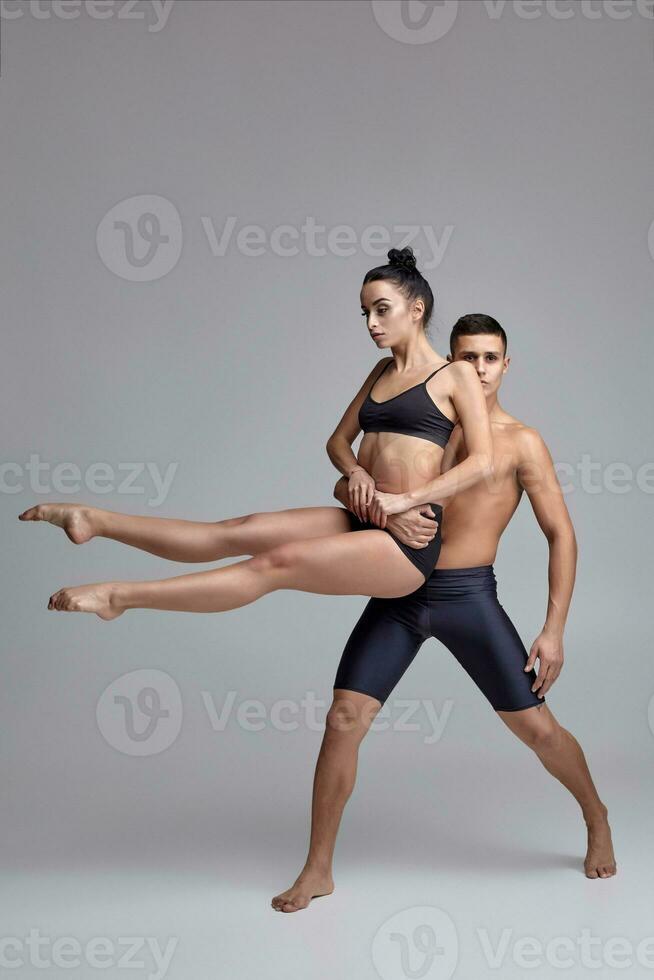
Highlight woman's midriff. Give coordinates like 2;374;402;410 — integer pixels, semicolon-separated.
357;431;446;500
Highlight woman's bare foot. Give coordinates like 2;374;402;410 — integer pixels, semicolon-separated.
18;503;99;544
584;806;617;878
47;582;124;620
271;866;334;913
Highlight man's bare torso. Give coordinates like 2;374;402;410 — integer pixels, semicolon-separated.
437;408;531;569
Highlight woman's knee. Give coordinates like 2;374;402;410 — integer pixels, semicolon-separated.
216;512;253;527
249;541;299;575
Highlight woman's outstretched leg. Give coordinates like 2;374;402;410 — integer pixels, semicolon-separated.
46;528;425;619
18;503;353;562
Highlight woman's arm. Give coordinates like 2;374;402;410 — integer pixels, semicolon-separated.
381;360;494;514
405;360;493;506
325;358;393;478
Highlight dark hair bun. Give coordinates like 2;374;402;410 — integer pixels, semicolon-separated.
387;246;417;273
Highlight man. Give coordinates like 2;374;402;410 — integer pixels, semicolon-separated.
271;315;616;913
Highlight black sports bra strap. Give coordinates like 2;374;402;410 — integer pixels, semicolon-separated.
367;358;393;395
424;361;453;382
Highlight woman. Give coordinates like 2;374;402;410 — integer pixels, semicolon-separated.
18;248;493;619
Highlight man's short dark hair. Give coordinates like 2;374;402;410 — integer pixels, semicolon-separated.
450;314;507;356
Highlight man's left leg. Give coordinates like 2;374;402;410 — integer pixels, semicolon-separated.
496;703;616;878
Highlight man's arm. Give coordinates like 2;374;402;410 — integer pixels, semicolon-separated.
333;475;439;546
517;427;578;697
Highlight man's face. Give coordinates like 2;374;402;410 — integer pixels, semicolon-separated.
450;334;509;399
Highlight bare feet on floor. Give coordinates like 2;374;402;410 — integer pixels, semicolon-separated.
584;806;617;879
18;503;99;544
47;583;124;620
271;866;335;913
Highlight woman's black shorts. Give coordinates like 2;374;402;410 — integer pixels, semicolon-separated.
344;502;443;583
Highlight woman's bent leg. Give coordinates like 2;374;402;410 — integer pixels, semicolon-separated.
47;528;426;618
19;502;353;562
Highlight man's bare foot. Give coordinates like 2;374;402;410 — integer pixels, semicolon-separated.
47;582;124;621
18;503;99;545
271;866;334;913
584;806;617;879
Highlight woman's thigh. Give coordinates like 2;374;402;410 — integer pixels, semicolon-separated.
264;527;425;598
226;505;354;555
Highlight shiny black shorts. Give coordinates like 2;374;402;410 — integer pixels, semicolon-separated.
333;564;546;712
344;503;443;583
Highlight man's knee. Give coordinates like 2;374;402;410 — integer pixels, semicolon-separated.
500;706;562;752
524;719;562;753
326;692;381;739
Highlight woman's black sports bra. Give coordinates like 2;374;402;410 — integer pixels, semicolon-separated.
358;359;456;449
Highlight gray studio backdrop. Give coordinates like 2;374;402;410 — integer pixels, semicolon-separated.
2;1;653;978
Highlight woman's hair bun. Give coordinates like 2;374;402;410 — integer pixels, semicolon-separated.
387;246;418;273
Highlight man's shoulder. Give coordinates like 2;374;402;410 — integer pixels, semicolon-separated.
508;422;553;465
492;415;550;457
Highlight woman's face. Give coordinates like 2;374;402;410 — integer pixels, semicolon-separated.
360;280;421;348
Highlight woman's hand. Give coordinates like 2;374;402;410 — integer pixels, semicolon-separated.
368;490;411;529
347;466;376;522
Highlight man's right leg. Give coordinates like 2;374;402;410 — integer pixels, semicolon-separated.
271;591;428;912
270;689;381;912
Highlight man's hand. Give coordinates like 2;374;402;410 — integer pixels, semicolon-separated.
525;629;564;698
386;505;439;548
367;490;414;527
